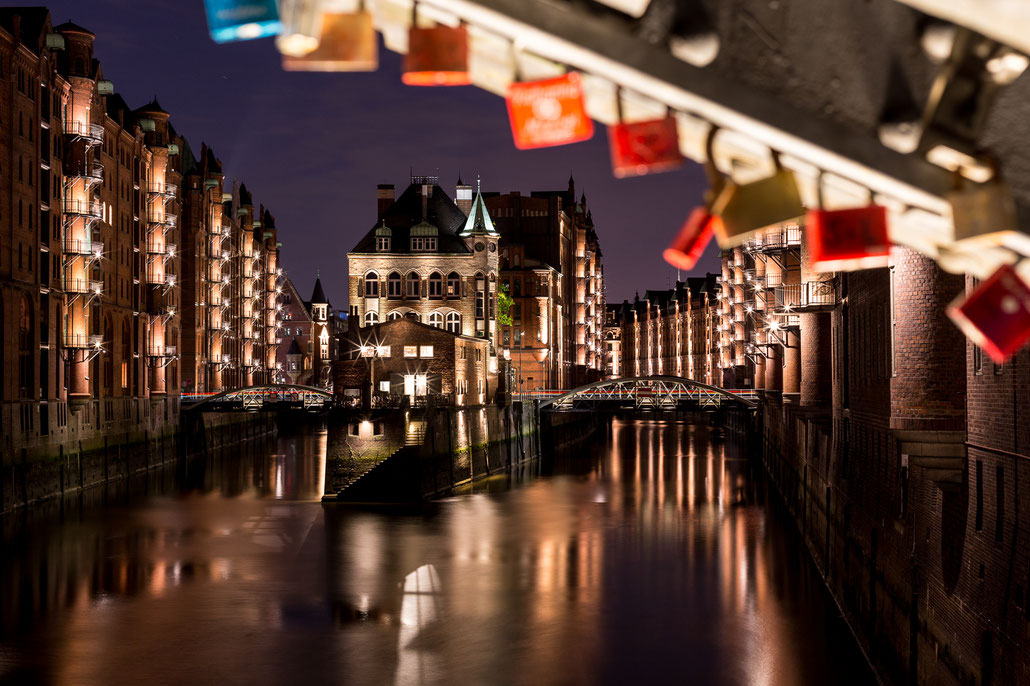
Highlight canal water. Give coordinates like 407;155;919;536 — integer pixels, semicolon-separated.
0;418;874;685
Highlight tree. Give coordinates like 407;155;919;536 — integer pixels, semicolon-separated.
497;283;514;326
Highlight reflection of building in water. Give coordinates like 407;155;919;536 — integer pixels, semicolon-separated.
395;564;443;686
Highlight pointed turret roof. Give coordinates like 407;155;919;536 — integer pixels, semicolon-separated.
287;338;302;355
137;97;168;116
459;179;498;237
310;274;327;304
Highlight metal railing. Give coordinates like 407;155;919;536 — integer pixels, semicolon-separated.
62;277;102;294
63;239;102;256
760;224;802;250
63;198;102;218
147;345;177;357
64;333;103;349
64;121;104;143
147;183;177;197
67;161;104;182
801;280;838;307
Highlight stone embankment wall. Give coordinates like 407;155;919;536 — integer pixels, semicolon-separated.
324;402;599;502
0;409;275;514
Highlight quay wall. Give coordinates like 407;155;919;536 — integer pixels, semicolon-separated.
0;398;276;514
324;402;599;502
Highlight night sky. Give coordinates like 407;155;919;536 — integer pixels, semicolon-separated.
42;0;718;307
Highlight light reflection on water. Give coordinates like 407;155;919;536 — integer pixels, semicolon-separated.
0;419;873;685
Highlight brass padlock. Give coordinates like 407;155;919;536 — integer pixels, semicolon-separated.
711;167;805;248
281;12;378;72
948;181;1020;246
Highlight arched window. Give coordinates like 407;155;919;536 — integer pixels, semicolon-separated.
364;271;379;297
387;272;402;298
18;294;33;399
405;312;420;322
387;311;402;321
428;311;444;329
406;272;421;298
446;312;461;334
475;273;485;320
364;311;379;326
102;315;113;395
446;272;461;297
428;272;442;298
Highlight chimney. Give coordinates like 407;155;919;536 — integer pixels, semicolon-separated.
377;184;394;218
456;179;473;215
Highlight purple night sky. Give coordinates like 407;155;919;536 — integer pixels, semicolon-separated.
42;0;719;306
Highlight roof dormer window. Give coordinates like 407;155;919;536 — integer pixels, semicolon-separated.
411;236;437;252
376;236;390;251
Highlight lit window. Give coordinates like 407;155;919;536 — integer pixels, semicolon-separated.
404;346;417;358
420;346;433;358
378;346;391;357
447;272;461;296
364;311;378;325
379;380;391;392
446;312;461;334
387;311;402;321
429;312;444;328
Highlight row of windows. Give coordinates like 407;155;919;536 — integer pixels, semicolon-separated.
360;344;434;358
364;310;462;333
363;271;463;299
375;237;438;252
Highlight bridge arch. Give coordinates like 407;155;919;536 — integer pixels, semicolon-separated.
540;376;757;410
185;384;334;411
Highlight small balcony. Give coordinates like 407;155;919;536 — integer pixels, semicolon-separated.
798;280;839;311
63;239;102;257
63;198;102;218
147;183;177;198
63;277;102;295
147;344;177;357
66;161;104;183
758;224;802;252
64;333;104;349
146;241;176;257
64;121;104;144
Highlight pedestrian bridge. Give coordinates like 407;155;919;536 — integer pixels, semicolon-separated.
182;384;334;412
537;376;758;412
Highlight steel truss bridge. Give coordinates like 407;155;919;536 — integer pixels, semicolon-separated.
182;385;334;412
539;376;758;411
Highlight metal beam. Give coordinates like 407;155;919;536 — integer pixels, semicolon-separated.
892;0;1030;57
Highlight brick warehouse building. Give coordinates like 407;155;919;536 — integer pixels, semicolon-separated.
617;218;1030;684
484;176;605;392
0;8;287;501
276;273;336;387
334;318;491;407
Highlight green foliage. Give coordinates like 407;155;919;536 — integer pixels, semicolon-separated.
497;283;514;326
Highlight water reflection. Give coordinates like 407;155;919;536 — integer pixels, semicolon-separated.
0;419;872;686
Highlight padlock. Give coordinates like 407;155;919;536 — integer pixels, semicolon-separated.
947;263;1030;363
505;73;593;150
608;115;684;178
282;12;377;71
948;181;1021;246
663;207;715;270
276;0;324;57
403;25;472;86
204;0;282;43
806;205;891;272
710;168;804;248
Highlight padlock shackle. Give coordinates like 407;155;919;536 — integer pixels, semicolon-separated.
703;125;725;205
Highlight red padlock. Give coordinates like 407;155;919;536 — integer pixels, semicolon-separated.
806;205;890;272
947;263;1030;363
608;116;684;178
663;207;716;271
403;26;471;86
505;73;593;150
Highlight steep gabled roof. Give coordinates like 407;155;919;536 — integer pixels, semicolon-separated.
287;338;302;355
350;181;471;255
53;20;93;36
